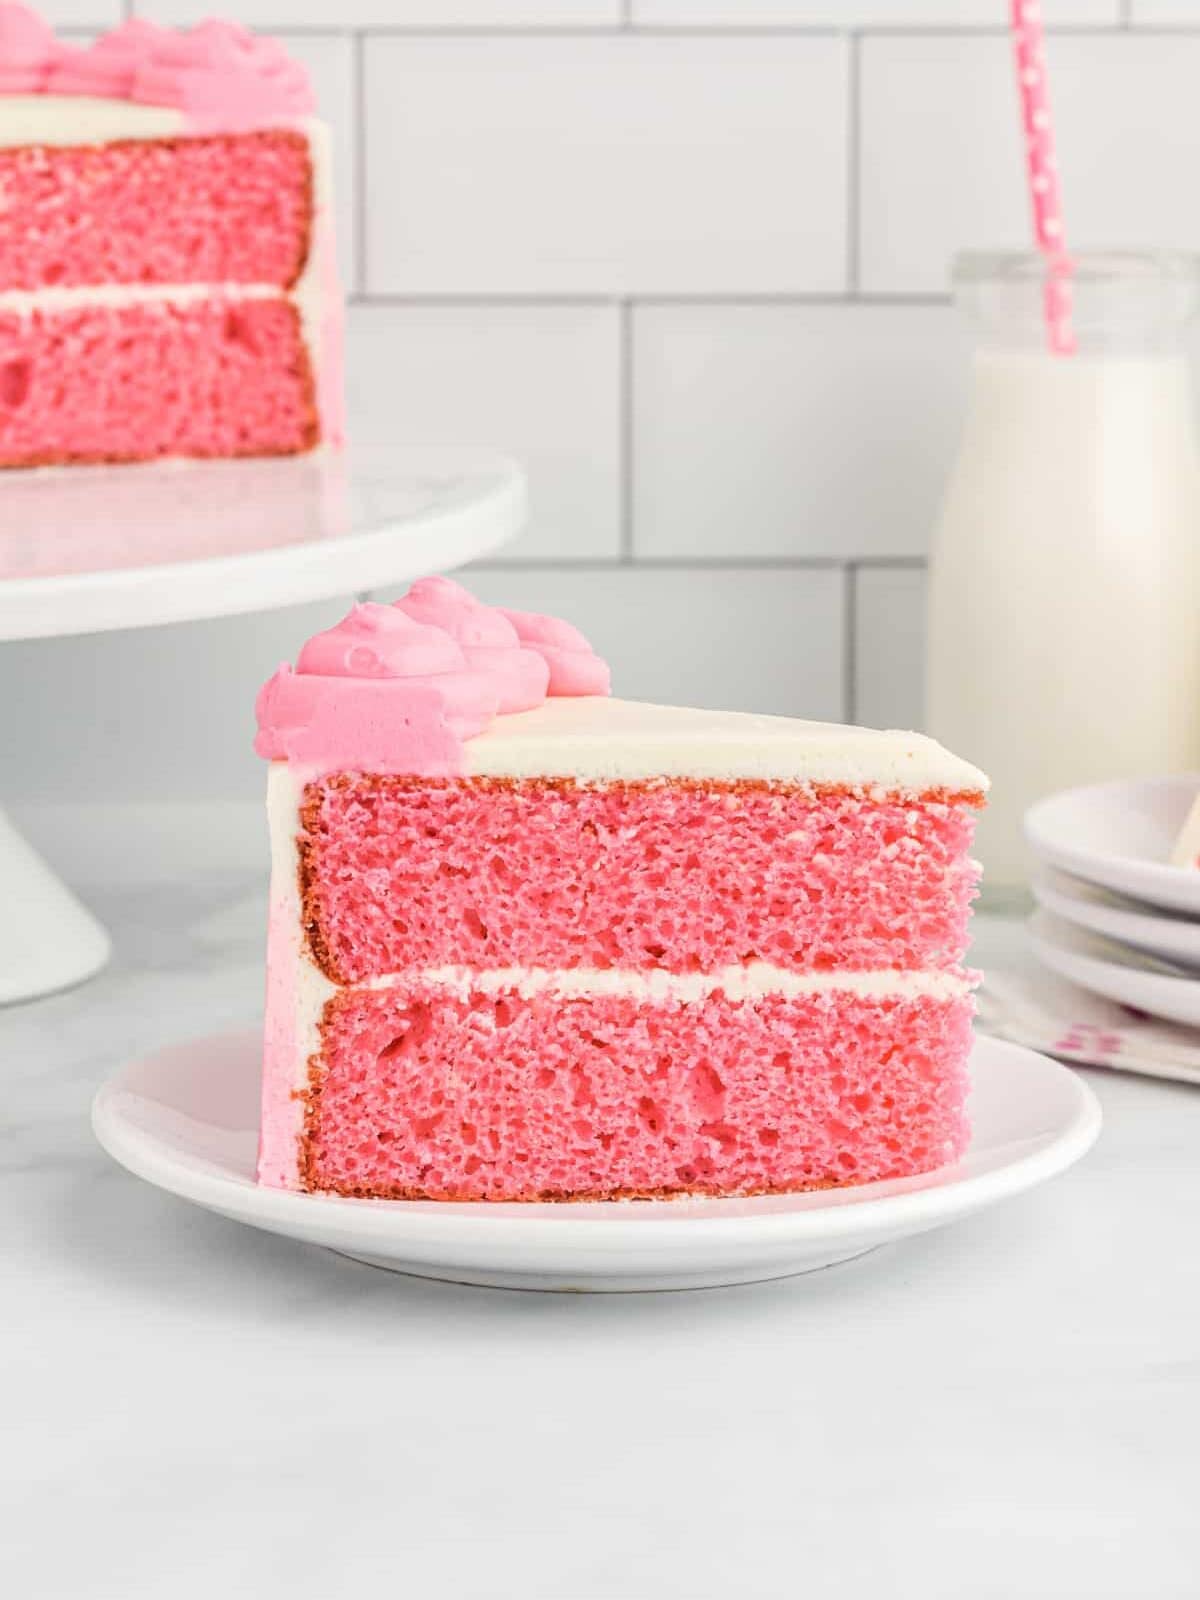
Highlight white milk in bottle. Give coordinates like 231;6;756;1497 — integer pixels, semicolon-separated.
926;252;1200;898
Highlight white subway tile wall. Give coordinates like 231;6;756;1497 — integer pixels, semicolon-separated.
134;3;623;25
631;303;966;560
345;305;622;559
363;35;849;296
402;567;847;725
853;565;925;734
633;2;1121;23
6;3;1197;803
38;2;121;21
1131;3;1200;19
861;33;1200;293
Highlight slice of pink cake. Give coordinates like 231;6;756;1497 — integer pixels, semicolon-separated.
255;579;987;1202
0;8;342;466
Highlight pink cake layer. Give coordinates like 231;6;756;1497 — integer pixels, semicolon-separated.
0;297;316;464
300;983;974;1200
299;777;981;984
0;131;311;292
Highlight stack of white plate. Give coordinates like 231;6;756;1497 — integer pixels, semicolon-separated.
1024;776;1200;1029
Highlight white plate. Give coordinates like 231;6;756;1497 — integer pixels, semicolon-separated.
92;1029;1100;1293
1029;908;1200;1029
1031;866;1200;971
1025;776;1200;916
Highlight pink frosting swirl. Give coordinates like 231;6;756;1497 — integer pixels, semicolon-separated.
500;607;612;697
1;7;314;123
254;581;610;777
395;576;550;716
45;20;156;99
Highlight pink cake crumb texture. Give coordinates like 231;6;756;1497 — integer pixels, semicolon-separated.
0;131;311;292
300;777;980;984
302;984;974;1201
0;297;316;465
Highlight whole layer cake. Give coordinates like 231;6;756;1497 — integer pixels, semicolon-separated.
0;5;341;466
255;579;988;1202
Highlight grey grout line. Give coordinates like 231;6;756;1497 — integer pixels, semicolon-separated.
346;292;954;309
813;22;1137;36
237;23;1155;39
843;563;858;726
618;300;635;565
467;556;902;572
347;292;625;309
1083;21;1200;30
135;19;1198;39
846;33;861;297
305;25;848;39
352;31;368;300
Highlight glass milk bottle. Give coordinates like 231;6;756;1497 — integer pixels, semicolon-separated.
926;252;1200;898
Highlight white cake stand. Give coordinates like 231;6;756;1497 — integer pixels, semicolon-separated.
0;446;526;1003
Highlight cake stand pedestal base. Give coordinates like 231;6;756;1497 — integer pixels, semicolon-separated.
0;809;111;1004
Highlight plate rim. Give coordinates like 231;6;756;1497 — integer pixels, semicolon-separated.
1031;867;1200;961
92;1029;1102;1252
1025;774;1200;910
1029;908;1200;1025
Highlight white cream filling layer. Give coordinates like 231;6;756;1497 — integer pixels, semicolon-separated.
362;964;971;1003
0;282;281;313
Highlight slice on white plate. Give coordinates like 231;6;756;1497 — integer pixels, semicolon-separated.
1025;776;1200;915
92;1028;1100;1294
1032;866;1200;971
1028;908;1200;1029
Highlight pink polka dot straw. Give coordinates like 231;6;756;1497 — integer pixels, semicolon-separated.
1009;0;1075;355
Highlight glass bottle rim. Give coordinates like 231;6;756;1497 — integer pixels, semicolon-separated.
952;249;1200;287
951;251;1200;350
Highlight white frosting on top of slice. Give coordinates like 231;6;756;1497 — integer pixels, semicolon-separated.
0;94;182;145
463;697;988;791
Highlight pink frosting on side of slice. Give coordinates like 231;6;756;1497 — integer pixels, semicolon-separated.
0;7;315;123
254;580;610;778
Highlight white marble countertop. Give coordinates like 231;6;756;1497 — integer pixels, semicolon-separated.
5;828;1199;1600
